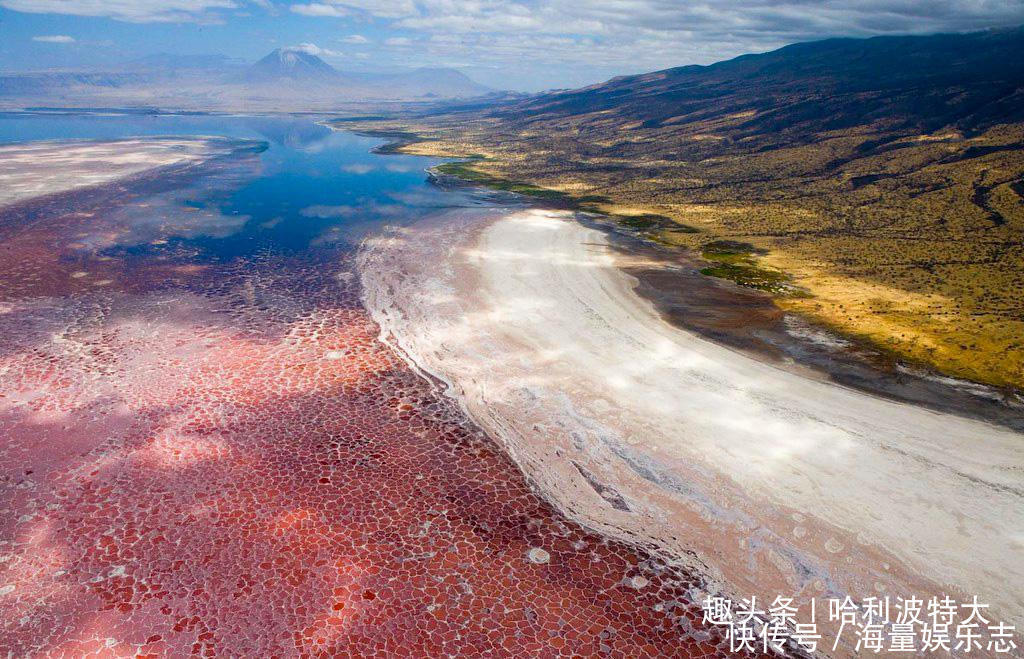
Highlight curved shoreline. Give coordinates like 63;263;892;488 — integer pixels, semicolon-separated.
2;126;752;656
359;206;1024;645
424;165;1024;434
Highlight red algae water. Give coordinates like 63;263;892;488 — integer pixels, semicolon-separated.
0;115;744;657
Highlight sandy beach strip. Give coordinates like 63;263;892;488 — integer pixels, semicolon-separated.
359;206;1024;640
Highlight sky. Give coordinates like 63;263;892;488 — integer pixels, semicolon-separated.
2;0;1024;90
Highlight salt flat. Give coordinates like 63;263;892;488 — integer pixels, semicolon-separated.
360;207;1024;638
0;138;234;207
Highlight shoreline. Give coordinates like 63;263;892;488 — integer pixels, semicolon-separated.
339;120;1024;397
358;205;1024;647
0;136;259;209
1;122;752;656
574;211;1024;433
421;163;1024;431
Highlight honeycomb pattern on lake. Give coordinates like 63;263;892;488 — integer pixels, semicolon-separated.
0;188;749;657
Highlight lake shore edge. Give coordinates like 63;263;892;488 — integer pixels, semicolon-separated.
356;203;1024;653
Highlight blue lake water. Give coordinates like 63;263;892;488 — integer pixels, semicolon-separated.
0;112;482;262
0;114;728;659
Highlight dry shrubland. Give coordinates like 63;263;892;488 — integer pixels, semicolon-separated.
339;30;1024;388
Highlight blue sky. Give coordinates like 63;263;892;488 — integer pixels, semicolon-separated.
2;1;1024;90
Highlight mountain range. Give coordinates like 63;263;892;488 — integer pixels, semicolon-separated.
0;48;494;111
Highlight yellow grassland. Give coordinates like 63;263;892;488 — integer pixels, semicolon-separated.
348;117;1024;389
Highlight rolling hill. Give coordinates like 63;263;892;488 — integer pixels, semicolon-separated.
344;27;1024;390
496;27;1024;136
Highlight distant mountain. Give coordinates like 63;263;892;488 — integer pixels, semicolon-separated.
0;47;495;110
0;72;148;96
242;48;345;85
126;53;246;72
239;50;491;97
354;67;492;98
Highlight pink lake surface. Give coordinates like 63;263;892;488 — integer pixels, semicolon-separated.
0;120;749;658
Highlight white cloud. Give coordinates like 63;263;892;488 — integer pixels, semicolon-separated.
284;42;342;57
285;0;414;19
267;1;1024;87
290;3;347;18
0;0;250;22
300;204;357;218
6;0;1022;36
7;0;1024;89
341;164;375;174
329;0;1024;89
32;34;75;42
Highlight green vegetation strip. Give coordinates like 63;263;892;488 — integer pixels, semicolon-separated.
434;160;573;201
436;159;797;296
699;240;803;295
